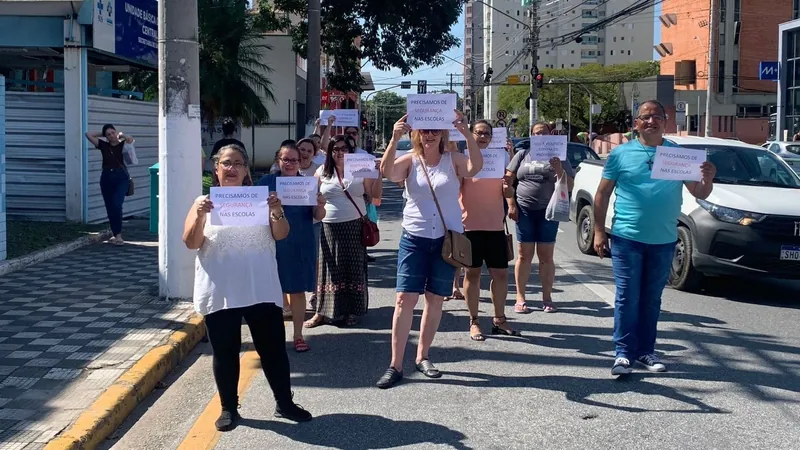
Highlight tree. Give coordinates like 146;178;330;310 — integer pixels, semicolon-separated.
497;61;660;136
260;0;466;92
364;91;406;145
436;89;464;111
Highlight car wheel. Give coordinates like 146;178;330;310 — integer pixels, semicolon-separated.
669;226;704;292
576;204;597;255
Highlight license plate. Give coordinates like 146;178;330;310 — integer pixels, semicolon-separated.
780;245;800;261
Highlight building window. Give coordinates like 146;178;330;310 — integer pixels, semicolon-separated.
718;116;723;132
628;50;631;55
613;37;617;42
732;60;739;92
621;36;625;41
562;64;565;68
610;50;614;55
718;60;725;93
795;0;800;19
734;0;740;22
571;64;575;67
524;64;529;70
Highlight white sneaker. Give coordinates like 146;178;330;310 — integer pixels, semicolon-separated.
114;236;124;246
611;357;633;376
637;354;667;372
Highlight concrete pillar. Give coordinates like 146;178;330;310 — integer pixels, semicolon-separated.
63;19;88;222
0;76;6;261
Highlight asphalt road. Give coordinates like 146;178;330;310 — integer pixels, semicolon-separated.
101;185;800;450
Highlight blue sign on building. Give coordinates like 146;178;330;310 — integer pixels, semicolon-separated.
759;61;779;81
93;0;157;67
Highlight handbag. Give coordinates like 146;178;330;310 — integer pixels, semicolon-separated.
337;175;380;247
417;155;472;268
503;218;514;262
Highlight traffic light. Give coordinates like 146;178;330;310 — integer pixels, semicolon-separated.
484;67;493;83
417;80;427;94
535;73;544;88
361;117;368;129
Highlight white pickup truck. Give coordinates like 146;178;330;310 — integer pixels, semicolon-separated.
570;135;800;292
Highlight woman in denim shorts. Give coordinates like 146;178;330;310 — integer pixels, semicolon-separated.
506;122;575;314
375;111;483;389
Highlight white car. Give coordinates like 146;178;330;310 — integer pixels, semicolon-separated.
570;136;800;292
762;141;800;172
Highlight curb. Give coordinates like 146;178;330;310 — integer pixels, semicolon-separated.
0;230;112;277
44;314;207;450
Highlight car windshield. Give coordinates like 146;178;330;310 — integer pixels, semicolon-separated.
785;144;800;155
396;140;412;151
681;144;800;188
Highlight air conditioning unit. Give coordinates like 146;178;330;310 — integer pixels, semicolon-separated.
654;42;674;57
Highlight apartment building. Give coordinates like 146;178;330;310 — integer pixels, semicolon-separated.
465;0;655;122
657;0;792;143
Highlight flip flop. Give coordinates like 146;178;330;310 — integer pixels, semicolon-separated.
514;302;531;314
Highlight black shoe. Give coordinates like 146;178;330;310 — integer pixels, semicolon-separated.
367;255;376;262
376;367;403;389
274;402;313;422
215;408;241;431
415;359;442;379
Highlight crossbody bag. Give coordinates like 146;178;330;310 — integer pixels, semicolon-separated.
337;175;380;247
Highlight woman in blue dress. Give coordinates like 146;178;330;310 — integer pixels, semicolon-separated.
258;143;327;352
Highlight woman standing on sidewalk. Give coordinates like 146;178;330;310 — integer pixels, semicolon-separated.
376;112;483;389
506;122;575;314
85;124;132;245
183;144;311;431
258;143;327;353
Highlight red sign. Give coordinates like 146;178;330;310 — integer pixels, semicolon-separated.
321;91;330;103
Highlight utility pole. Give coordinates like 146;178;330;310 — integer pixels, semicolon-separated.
528;1;539;131
705;0;716;137
158;0;202;298
307;0;322;128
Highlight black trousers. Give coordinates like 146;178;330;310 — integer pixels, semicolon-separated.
204;302;292;410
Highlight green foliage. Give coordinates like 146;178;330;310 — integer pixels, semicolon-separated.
117;71;157;101
497;61;660;135
260;0;466;92
364;91;406;144
434;89;463;111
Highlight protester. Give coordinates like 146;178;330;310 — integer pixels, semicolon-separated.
271;139;297;173
376;111;483;389
506;122;574;314
312;116;335;165
593;100;716;376
85;124;133;246
183;144;311;431
304;135;383;328
210;119;245;160
344;126;370;154
297;138;321;177
258;144;327;353
460;120;520;340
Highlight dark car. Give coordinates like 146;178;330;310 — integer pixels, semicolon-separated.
513;139;600;169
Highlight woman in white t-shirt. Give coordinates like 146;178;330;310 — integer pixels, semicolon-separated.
304;135;383;328
182;144;311;431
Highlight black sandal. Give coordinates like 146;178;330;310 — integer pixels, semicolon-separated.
469;317;485;341
492;316;522;336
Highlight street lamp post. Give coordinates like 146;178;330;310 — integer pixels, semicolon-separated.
551;77;592;147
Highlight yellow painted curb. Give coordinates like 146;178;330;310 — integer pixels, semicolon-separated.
45;314;207;450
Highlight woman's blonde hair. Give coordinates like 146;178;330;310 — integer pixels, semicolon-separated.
410;129;450;156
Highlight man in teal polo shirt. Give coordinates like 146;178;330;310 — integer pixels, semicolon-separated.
593;100;716;376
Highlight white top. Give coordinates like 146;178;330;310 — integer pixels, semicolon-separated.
316;166;366;223
355;147;369;154
402;152;464;238
193;205;283;315
299;162;320;177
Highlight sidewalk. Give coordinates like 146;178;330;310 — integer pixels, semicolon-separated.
0;221;195;449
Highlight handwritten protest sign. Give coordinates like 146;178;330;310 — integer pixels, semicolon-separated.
407;94;456;130
319;109;359;128
651;146;706;181
447;126;466;141
209;186;269;226
489;127;508;149
529;135;568;161
276;177;317;206
471;149;506;179
344;153;379;179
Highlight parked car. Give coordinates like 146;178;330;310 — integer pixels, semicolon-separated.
512;139;600;170
762;141;800;172
570;136;800;292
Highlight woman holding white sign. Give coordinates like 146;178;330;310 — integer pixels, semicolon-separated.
258;143;327;353
304;135;383;329
375;111;483;389
506;122;575;314
182;144;312;431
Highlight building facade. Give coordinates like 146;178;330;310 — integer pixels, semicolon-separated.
658;0;792;143
468;0;655;121
777;18;800;140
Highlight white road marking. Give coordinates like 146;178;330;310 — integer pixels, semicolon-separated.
554;247;616;307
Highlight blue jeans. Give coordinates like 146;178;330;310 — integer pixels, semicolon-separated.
396;229;456;297
100;168;129;236
610;235;676;360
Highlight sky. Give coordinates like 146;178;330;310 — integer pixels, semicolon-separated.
360;12;467;99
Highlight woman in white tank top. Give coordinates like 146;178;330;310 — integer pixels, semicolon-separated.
375;111;484;389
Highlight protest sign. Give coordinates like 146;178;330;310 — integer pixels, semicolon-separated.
344;153;379;179
447;125;466;141
471;149;506;179
407;94;456;130
529;135;568;161
319;109;359;128
209;186;269;226
651;146;706;181
489;127;508;149
276;176;317;206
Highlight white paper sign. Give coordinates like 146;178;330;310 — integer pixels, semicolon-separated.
320;109;359;128
344;153;379;179
447;126;466;141
489;127;508;149
529;135;568;161
407;94;457;130
276;176;317;206
471;149;506;179
651;146;706;181
209;187;269;226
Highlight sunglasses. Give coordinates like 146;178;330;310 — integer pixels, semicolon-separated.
420;130;442;135
473;131;492;138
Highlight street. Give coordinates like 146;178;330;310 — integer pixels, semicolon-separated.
100;185;800;450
